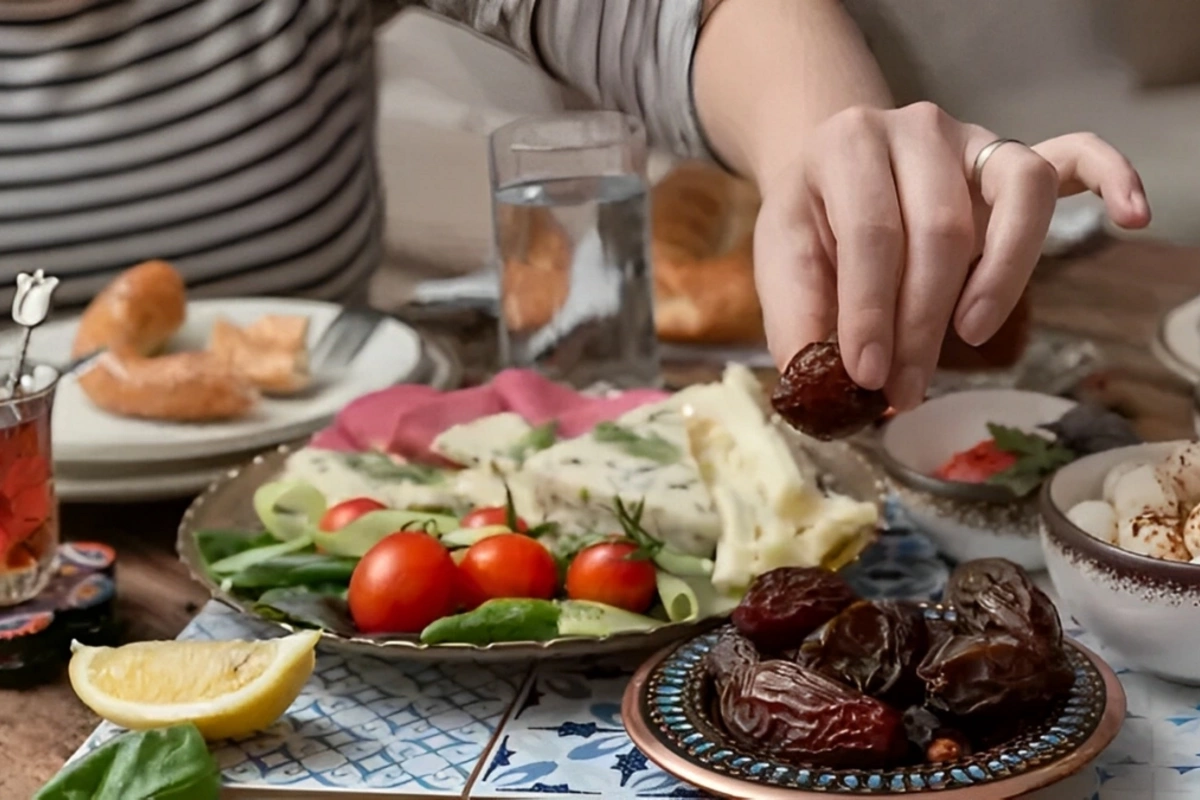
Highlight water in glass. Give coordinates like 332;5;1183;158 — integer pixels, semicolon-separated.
494;172;659;389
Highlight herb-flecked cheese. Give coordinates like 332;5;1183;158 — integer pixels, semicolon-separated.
520;398;721;557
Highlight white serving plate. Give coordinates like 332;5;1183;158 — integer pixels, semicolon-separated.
2;298;422;464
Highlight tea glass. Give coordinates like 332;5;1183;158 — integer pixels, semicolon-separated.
0;359;60;606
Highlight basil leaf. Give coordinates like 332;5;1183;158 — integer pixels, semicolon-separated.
34;724;219;800
592;422;681;464
194;529;276;572
984;422;1076;497
986;423;1052;457
341;452;446;484
253;587;355;635
226;553;358;590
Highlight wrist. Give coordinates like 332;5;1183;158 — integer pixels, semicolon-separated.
691;0;893;187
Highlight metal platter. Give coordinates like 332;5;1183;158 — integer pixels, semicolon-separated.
622;619;1125;799
177;434;884;664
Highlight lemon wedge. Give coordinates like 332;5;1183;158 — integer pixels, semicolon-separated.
68;631;320;740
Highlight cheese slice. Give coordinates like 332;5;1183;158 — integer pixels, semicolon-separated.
682;364;878;592
431;412;533;471
280;449;462;510
520;397;721;557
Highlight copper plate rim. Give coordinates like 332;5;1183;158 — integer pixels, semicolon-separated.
177;441;877;662
622;637;1126;800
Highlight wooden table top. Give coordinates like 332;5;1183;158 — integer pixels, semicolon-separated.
2;236;1198;798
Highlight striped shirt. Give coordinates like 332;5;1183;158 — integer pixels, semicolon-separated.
0;0;711;310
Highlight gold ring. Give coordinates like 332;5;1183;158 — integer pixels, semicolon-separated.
972;138;1025;184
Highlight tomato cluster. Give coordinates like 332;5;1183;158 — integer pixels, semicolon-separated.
321;498;660;635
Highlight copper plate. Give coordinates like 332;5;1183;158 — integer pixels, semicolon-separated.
623;621;1125;799
178;436;884;663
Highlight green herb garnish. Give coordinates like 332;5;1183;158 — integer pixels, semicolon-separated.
593;422;681;464
342;452;445;485
985;423;1076;497
508;420;558;463
614;498;664;561
34;724;219;800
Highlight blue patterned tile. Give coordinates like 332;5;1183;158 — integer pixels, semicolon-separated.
473;663;712;799
73;603;527;795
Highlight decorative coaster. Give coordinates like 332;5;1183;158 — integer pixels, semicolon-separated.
0;541;116;687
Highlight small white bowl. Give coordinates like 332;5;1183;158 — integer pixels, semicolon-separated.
1041;440;1200;685
880;389;1077;570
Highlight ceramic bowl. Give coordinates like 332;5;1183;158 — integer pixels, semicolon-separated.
880;389;1077;571
1040;440;1200;685
623;620;1125;799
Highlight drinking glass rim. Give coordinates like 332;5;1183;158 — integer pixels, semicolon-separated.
490;111;646;149
0;358;60;407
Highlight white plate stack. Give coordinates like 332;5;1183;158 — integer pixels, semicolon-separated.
2;298;458;503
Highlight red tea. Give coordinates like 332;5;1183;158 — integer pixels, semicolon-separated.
0;384;58;605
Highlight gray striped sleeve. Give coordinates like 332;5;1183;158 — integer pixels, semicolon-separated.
410;0;716;160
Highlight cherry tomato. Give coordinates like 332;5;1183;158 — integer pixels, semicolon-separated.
348;532;457;634
461;506;528;532
319;497;387;532
566;540;657;613
458;533;557;601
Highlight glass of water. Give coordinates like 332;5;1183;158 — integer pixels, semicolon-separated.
489;111;661;389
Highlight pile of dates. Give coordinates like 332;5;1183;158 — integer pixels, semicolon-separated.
709;558;1075;770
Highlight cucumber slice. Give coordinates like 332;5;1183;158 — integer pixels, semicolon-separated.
556;600;662;637
440;525;512;549
312;509;461;558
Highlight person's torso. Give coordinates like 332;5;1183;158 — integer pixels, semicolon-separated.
0;0;380;310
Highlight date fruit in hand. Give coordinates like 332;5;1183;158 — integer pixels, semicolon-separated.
807;600;929;707
719;659;908;769
771;341;890;441
917;631;1075;720
945;558;1062;644
732;567;858;652
707;627;761;692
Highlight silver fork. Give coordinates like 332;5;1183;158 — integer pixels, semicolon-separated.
309;307;386;374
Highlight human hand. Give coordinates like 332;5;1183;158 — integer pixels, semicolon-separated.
753;102;1150;410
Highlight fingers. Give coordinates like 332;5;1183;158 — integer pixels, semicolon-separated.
884;104;977;410
809;108;904;390
954;135;1058;346
1033;133;1151;229
755;197;836;371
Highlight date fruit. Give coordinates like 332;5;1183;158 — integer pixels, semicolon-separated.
707;627;760;692
807;600;929;706
719;659;908;769
945;558;1062;644
771;340;890;441
732;567;858;652
917;631;1075;719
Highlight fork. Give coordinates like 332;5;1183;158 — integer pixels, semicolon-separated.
309;307;386;374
